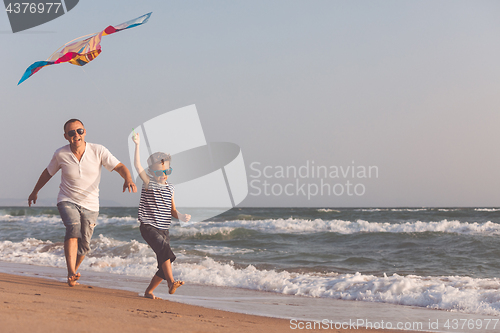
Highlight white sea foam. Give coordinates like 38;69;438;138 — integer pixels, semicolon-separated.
174;258;500;316
192;245;254;255
168;219;500;236
317;209;341;213
0;215;63;225
96;215;139;224
1;236;500;316
4;213;500;236
474;208;500;212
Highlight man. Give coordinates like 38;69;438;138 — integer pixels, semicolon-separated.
28;119;137;286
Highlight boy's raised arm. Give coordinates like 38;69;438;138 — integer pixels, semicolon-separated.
132;133;150;185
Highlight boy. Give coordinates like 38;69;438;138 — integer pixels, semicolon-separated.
132;132;190;298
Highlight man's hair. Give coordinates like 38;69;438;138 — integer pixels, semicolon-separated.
64;119;84;132
147;152;171;168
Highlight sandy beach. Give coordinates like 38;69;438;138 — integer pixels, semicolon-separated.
0;272;424;333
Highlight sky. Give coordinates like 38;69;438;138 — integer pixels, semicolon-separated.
2;0;500;207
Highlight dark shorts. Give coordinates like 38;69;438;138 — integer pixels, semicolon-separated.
140;223;176;280
57;201;99;256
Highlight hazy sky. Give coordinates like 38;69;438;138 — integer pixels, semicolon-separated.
2;0;500;207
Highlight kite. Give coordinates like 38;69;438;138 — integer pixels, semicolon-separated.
18;12;152;85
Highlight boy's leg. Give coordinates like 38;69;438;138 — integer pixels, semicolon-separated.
145;275;163;299
144;259;174;298
139;225;183;296
161;259;174;285
161;259;184;294
144;260;183;298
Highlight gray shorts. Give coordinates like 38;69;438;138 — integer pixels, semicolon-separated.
57;201;99;256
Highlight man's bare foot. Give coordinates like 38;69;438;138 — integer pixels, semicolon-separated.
144;292;161;300
169;280;184;294
67;273;80;287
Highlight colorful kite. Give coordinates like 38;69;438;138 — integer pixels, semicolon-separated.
18;12;152;85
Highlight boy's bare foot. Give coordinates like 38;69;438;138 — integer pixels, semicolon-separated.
144;292;161;300
169;280;184;294
67;273;80;287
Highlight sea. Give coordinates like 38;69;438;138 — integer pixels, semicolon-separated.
1;206;500;329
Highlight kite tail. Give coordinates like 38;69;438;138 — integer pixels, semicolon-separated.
18;61;53;85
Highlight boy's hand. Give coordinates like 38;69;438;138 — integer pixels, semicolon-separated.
180;213;191;222
132;133;140;145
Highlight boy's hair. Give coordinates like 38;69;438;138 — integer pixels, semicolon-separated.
147;152;171;168
64;119;84;132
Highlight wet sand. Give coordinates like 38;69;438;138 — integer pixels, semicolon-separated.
0;272;425;333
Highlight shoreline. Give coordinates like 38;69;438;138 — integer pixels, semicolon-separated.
0;272;420;333
2;261;499;333
0;272;424;333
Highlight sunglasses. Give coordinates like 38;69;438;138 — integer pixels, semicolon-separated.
151;167;172;177
67;128;84;137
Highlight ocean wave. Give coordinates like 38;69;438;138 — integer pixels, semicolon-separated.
0;236;157;273
192;245;254;255
0;214;137;224
0;215;63;225
168;219;500;236
175;258;500;316
2;237;500;316
353;208;429;212
3;214;500;237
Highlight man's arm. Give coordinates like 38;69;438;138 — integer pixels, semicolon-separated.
113;163;137;193
28;169;52;207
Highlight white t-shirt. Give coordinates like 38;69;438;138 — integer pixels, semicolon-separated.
47;142;120;211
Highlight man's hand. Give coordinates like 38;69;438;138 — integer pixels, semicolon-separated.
179;213;191;223
113;163;137;193
123;179;137;193
28;192;37;207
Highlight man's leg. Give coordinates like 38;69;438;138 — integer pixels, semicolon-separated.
57;202;82;287
76;207;98;276
75;254;85;271
64;237;80;286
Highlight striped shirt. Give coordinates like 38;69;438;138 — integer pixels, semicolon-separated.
138;178;174;230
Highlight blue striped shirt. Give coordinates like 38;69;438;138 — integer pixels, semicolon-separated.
138;179;174;230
